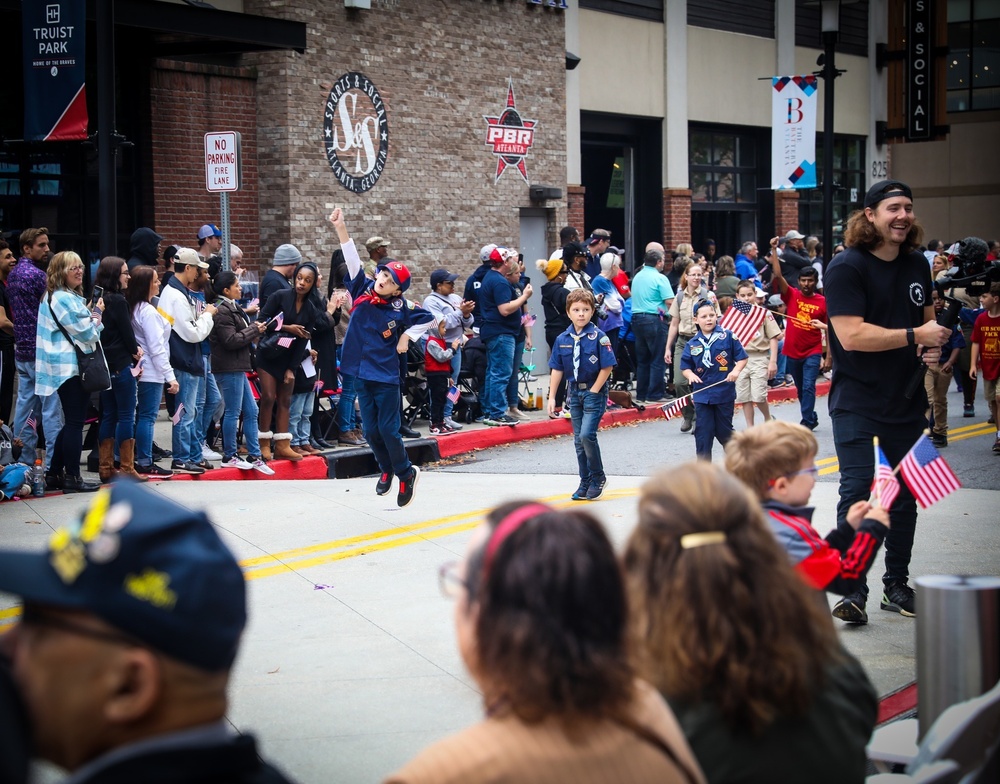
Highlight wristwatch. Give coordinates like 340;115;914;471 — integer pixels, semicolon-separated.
906;327;915;347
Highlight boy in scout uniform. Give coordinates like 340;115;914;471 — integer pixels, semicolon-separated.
547;289;617;501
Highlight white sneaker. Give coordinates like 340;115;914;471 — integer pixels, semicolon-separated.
443;416;464;431
223;455;253;470
508;407;530;421
251;458;275;475
202;443;223;461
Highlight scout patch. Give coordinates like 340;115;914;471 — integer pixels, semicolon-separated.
690;346;704;356
599;335;611;346
589;355;598;364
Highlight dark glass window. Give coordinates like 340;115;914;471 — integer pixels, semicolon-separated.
689;130;757;203
579;0;663;22
795;0;869;57
797;135;866;244
688;0;775;38
947;0;1000;112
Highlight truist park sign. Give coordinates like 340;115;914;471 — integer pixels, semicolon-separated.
324;72;389;193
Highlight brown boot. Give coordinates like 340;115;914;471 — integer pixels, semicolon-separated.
258;432;273;461
118;439;147;482
98;438;116;483
272;433;303;461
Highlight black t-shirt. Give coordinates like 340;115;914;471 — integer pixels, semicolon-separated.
825;245;931;423
0;282;12;349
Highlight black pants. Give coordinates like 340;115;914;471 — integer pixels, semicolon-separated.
427;372;449;424
53;376;86;478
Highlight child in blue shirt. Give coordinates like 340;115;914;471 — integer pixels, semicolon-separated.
680;298;748;460
547;289;617;500
329;208;434;507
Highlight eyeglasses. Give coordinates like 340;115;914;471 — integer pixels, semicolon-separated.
67;265;84;272
19;604;142;648
438;561;467;599
784;465;819;479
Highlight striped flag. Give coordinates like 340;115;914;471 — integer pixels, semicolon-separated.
661;397;687;421
273;311;284;331
447;385;461;403
719;298;767;347
899;434;961;508
277;336;295;349
170;403;185;426
25;415;36;432
871;444;900;511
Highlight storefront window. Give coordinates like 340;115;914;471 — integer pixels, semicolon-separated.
947;0;1000;112
798;136;866;244
689;130;756;203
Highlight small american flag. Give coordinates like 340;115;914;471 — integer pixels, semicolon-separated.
871;444;900;511
719;299;767;347
277;336;295;349
171;402;185;426
447;385;461;403
25;415;36;432
899;434;961;508
661;397;686;421
274;311;284;331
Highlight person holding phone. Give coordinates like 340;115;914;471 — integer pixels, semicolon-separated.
256;261;324;461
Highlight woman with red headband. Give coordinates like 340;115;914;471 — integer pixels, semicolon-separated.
385;501;705;784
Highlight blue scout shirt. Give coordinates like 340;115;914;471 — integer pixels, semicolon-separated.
548;324;617;387
680;326;748;404
340;239;434;385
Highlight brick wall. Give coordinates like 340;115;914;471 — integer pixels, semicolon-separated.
245;0;567;293
149;60;262;272
662;188;692;251
775;190;800;237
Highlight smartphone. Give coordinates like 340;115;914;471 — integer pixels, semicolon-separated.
91;285;104;306
150;295;160;308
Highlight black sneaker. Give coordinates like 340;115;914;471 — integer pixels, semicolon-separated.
586;477;607;501
931;434;948;448
964;404;975;417
397;466;419;508
497;414;519;426
881;580;916;617
136;463;173;478
196;459;214;471
376;471;393;496
993;437;1000;455
152;441;172;459
171;460;205;475
571;480;589;501
832;591;868;624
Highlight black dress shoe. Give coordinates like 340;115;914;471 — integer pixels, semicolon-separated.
313;437;334;449
45;472;64;490
62;474;101;493
399;425;421;439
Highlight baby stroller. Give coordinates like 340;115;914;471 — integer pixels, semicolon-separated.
453;334;486;424
402;338;430;427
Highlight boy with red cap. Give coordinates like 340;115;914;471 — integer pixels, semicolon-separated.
329;208;434;507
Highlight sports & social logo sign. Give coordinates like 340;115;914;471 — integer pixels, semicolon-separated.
484;79;537;184
324;72;389;194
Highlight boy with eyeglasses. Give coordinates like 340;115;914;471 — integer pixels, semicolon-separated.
725;419;890;615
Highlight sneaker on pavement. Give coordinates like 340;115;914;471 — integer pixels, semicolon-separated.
136;463;173;478
339;429;367;446
964;404;976;417
223;455;254;470
881;580;916;617
170;460;205;475
151;441;172;459
680;418;694;433
397;466;419;507
250;458;275;476
443;416;464;431
202;442;223;461
571;479;590;501
586;477;607;500
196;459;214;471
931;434;948;448
993;437;1000;455
498;413;520;425
429;423;458;435
376;471;393;496
508;407;530;420
832;591;868;624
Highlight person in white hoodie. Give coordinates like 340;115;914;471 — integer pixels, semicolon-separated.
157;248;216;474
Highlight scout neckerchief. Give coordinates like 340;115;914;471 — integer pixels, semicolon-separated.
692;327;726;370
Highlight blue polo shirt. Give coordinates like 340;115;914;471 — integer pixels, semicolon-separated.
630;265;675;315
478;269;521;341
680;326;748;404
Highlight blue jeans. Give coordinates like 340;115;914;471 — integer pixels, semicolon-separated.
483;334;515;418
357;379;411;477
775;339;787;379
135;381;163;467
99;366;137;445
693;400;736;461
289;391;313;445
632;313;667;401
507;339;525;409
831;410;923;598
172;369;204;464
216;372;261;460
199;363;222;441
443;349;462;419
13;359;64;469
786;352;821;428
568;386;607;485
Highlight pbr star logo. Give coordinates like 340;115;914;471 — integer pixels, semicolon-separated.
484;79;537;184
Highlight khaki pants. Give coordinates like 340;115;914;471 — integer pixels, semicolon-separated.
924;364;952;437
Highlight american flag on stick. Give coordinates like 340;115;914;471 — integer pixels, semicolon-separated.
871;442;900;511
719;299;767;347
661;397;687;421
899;433;961;508
447;385;461;404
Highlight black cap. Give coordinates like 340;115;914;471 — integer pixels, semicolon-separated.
563;241;588;260
864;180;913;209
429;268;459;288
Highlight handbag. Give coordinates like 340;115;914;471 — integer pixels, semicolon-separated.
48;293;112;393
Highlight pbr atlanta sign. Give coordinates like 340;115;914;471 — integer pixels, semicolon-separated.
484;79;537;184
324;72;389;194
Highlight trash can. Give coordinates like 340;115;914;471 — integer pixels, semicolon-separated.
916;575;1000;739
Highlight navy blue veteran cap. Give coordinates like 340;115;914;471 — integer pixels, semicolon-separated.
864;179;913;209
0;481;246;671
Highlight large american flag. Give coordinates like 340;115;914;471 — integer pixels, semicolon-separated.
899;434;961;508
719;299;767;347
871;444;900;511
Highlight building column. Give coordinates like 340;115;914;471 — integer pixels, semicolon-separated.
775;190;801;235
567;185;585;232
775;0;796;77
565;0;582;231
661;0;689;245
868;0;888;187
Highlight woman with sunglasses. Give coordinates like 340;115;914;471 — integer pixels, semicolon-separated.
623;462;878;784
34;251;103;492
386;501;705;784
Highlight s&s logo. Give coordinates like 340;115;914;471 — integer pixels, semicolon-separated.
324;72;389;194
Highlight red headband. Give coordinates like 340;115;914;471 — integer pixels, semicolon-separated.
482;503;551;575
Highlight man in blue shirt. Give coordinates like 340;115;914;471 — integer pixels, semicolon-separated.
629;247;675;403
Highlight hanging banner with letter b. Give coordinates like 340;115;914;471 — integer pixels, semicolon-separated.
22;0;89;141
771;75;818;190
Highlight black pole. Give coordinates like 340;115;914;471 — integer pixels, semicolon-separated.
822;28;837;270
97;0;117;259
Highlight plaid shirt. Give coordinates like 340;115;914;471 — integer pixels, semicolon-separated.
35;288;103;397
7;257;48;363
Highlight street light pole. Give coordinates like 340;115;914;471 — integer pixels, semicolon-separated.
821;0;840;270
